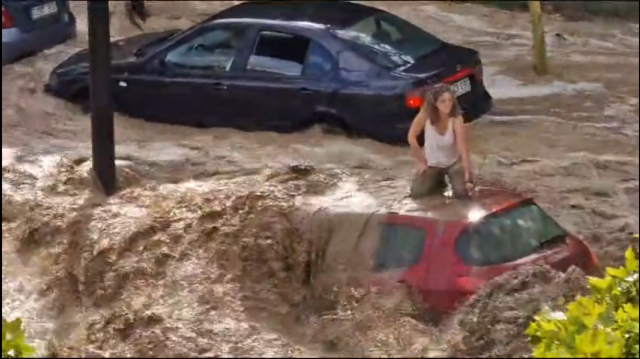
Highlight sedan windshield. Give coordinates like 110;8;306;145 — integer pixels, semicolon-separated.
331;12;443;69
455;203;568;267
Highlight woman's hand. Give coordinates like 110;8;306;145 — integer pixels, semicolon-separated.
465;170;475;193
417;161;429;174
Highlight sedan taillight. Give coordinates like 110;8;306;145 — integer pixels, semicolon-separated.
405;88;424;109
2;6;15;29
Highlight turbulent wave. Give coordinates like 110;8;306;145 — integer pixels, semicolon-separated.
2;1;638;357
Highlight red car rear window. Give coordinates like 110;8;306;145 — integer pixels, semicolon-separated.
454;203;568;267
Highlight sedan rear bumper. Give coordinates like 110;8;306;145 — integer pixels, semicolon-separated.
458;85;493;123
2;15;76;66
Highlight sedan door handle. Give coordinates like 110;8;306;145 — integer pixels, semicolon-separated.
299;87;313;94
212;82;227;90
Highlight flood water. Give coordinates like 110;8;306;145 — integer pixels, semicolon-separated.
2;1;638;357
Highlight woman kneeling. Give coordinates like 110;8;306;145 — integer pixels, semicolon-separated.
407;84;474;199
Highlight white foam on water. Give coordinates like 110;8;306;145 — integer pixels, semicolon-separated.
290;142;399;169
419;5;528;38
157;179;220;194
483;67;606;99
116;142;201;162
603;103;640;137
614;33;640;49
471;36;529;46
20;154;64;180
2;249;53;356
483;114;638;137
483;115;558;122
484;114;619;127
2;147;19;167
564;53;639;64
295;178;379;212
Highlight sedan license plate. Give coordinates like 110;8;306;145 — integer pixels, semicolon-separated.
451;78;472;97
31;2;58;20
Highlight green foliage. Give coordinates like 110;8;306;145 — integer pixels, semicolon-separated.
526;245;640;358
2;318;35;358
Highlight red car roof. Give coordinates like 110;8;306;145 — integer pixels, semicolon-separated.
390;187;531;223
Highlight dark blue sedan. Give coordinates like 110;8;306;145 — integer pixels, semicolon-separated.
44;1;492;144
2;0;76;65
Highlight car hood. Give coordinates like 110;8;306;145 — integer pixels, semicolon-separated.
52;29;181;72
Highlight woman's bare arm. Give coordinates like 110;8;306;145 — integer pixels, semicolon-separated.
453;116;472;179
407;108;428;166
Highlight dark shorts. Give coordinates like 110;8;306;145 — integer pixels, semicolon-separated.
410;160;468;199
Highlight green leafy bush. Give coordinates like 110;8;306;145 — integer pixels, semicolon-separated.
526;245;639;358
2;318;35;358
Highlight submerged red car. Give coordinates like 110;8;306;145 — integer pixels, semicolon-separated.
304;187;600;314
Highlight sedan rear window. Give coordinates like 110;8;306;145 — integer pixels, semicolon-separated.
374;223;427;272
332;12;443;69
455;203;568;267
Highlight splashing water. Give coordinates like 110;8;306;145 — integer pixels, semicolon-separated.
2;1;638;357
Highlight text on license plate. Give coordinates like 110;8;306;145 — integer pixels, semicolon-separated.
451;78;472;97
31;2;58;20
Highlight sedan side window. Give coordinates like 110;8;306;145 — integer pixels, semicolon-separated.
247;31;335;78
302;40;336;78
374;223;427;272
164;27;246;71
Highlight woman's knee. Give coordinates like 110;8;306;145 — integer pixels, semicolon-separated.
410;177;429;198
410;171;442;198
448;170;469;198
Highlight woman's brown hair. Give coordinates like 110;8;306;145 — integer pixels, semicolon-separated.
424;83;461;125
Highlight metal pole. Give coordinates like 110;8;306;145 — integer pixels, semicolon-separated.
87;0;117;195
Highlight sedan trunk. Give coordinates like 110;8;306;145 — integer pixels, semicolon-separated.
392;42;480;88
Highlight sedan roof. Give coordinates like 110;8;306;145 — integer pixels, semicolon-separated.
213;1;381;29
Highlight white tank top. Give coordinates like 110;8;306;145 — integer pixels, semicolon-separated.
424;118;460;168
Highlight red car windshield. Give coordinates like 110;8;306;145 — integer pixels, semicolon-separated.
455;202;568;267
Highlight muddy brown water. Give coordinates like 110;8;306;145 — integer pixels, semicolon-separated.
2;1;638;357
